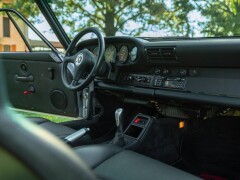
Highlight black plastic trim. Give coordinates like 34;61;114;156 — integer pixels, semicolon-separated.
96;81;240;107
0;52;60;62
144;38;240;67
96;81;154;97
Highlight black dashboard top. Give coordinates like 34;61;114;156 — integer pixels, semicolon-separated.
77;36;240;68
76;36;240;107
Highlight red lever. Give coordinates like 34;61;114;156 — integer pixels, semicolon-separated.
24;90;33;95
134;118;141;123
24;86;35;95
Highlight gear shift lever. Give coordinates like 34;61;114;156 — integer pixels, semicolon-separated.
112;108;125;146
115;108;124;133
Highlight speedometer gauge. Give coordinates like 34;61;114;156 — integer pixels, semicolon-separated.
118;46;129;63
105;45;117;63
130;47;137;61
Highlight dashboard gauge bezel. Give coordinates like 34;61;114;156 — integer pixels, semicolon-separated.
130;46;138;62
118;45;129;63
105;45;117;63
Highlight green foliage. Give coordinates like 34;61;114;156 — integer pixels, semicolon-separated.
3;0;40;22
48;0;196;37
3;0;196;37
196;0;240;36
5;0;240;38
15;110;74;123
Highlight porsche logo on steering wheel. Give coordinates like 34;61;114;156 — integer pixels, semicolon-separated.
75;53;83;66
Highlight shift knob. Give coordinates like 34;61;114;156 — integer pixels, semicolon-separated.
115;108;124;132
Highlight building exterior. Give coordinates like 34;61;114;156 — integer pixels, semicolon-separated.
0;0;28;52
0;0;63;52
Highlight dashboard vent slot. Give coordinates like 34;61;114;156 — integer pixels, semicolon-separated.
145;47;178;62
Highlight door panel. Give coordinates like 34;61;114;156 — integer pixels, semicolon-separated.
1;52;78;117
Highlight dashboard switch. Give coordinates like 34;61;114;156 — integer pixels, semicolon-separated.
24;86;35;95
189;69;198;76
180;69;187;76
127;75;134;81
155;69;161;74
134;118;141;123
162;69;169;75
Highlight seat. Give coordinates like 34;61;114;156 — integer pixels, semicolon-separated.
27;117;76;139
74;145;201;180
0;111;201;179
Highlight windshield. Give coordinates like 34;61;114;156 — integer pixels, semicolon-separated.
47;0;240;39
2;1;240;40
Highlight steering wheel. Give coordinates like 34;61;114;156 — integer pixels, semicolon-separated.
62;27;105;91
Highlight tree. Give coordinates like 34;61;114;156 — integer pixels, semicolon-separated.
3;0;195;37
49;0;196;37
2;0;40;22
195;0;240;36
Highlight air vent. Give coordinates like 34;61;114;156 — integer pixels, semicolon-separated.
145;47;178;62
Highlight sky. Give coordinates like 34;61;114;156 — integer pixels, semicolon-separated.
28;1;206;41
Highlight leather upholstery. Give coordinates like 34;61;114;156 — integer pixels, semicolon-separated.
28;117;76;139
74;144;122;168
75;145;201;180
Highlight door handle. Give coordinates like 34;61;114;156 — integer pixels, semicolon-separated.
15;74;34;82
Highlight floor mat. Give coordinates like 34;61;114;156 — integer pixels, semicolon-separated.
137;117;184;164
180;116;240;179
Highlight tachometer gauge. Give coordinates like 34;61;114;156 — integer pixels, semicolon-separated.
118;45;129;63
93;47;99;57
105;45;117;63
130;47;137;61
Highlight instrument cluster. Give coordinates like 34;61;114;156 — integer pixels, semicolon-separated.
92;44;138;64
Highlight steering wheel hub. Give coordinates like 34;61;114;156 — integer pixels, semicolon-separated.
75;53;84;66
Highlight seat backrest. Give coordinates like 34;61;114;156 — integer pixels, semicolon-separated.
0;62;97;180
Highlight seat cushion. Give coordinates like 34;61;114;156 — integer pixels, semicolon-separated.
27;117;76;139
74;145;201;180
74;145;122;168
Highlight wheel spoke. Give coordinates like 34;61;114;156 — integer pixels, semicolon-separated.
64;55;75;63
69;80;78;89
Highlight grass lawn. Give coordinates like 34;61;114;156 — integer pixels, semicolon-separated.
14;109;75;123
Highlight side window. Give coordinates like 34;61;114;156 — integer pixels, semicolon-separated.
0;2;63;52
0;12;29;52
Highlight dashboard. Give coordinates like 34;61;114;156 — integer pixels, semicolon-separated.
76;36;240;107
92;44;137;64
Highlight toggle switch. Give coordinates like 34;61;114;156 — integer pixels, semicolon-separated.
134;118;141;123
24;86;35;95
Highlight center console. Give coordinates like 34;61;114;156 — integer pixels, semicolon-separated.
122;114;153;149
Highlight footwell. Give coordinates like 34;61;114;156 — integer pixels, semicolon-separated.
178;116;240;179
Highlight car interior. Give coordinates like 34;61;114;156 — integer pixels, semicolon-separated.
1;1;240;179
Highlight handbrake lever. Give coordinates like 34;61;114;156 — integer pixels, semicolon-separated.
64;127;90;145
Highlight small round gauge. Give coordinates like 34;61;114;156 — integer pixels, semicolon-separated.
105;45;117;63
130;47;138;61
93;47;99;57
118;46;129;63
